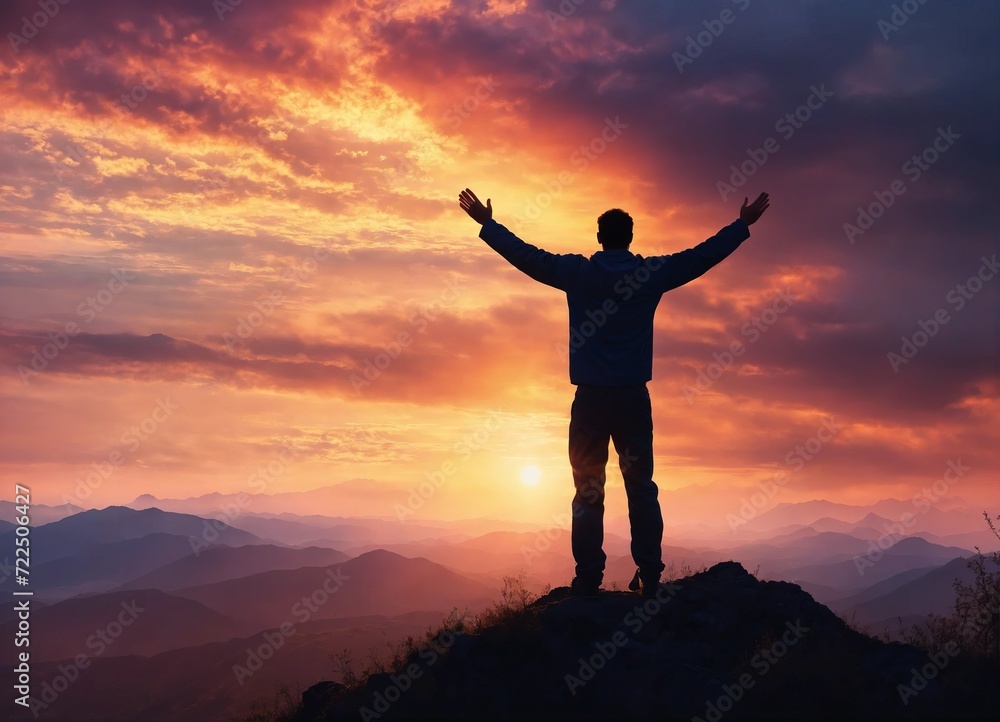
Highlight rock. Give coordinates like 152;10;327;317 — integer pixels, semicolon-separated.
297;680;345;721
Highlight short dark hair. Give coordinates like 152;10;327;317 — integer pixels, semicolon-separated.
597;208;633;249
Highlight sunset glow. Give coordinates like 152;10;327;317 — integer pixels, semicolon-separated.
0;0;997;531
2;4;999;720
520;465;542;487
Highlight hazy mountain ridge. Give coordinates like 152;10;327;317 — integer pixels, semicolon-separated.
2;533;216;602
838;556;1000;629
0;501;84;526
0;588;244;662
1;612;449;721
170;549;498;629
115;543;353;592
0;506;268;567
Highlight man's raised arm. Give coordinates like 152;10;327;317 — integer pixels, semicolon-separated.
459;188;583;291
652;192;770;293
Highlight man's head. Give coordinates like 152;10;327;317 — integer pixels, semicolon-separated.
597;208;633;250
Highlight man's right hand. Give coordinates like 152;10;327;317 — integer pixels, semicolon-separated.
740;192;770;225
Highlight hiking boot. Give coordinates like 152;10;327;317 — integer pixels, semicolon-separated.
570;577;601;597
640;578;661;598
629;568;660;598
628;569;641;592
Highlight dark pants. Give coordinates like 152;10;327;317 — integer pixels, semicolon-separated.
569;383;664;587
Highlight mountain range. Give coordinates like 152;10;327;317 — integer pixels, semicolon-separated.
1;500;994;721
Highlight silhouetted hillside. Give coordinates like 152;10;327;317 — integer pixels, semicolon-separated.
290;562;995;721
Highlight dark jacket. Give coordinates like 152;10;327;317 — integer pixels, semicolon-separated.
479;218;750;386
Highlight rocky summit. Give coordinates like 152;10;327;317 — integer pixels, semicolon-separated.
292;561;995;721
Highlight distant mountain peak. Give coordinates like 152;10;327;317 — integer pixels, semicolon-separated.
887;535;932;550
353;548;411;566
95;505;166;516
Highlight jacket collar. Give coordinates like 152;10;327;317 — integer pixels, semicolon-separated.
592;248;635;259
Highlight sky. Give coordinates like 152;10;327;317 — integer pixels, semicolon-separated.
1;0;997;528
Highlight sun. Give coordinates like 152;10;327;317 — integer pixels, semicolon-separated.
519;465;542;487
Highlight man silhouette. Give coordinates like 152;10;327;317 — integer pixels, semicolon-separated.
459;189;770;597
